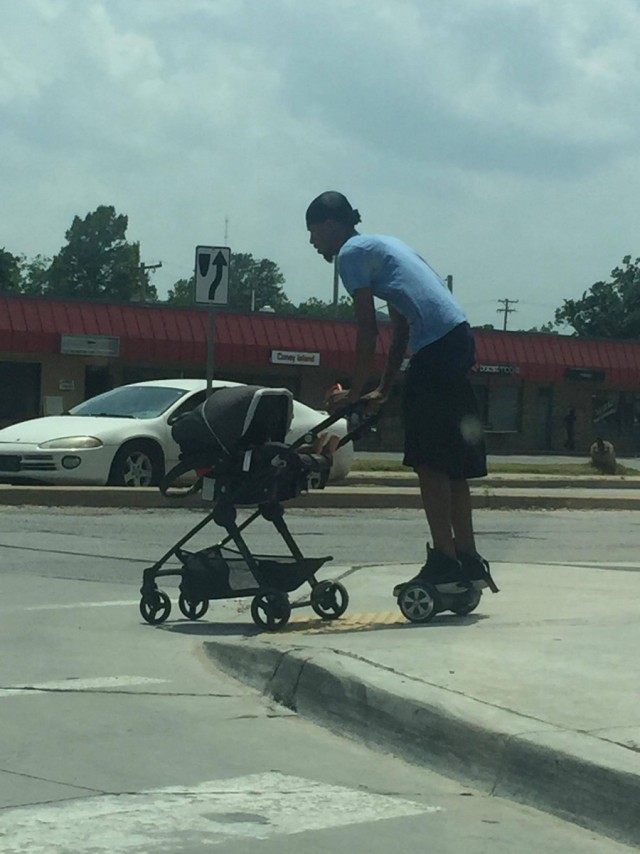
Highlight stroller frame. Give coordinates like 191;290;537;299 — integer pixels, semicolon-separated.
139;400;375;631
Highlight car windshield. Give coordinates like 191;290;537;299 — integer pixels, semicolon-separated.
69;386;189;419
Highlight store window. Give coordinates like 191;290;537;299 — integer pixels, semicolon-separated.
592;391;640;438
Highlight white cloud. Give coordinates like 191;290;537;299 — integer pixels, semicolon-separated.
1;0;640;330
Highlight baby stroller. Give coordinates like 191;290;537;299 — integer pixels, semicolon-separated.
139;385;373;631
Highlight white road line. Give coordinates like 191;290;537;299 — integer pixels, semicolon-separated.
0;772;440;851
23;600;137;612
0;676;168;698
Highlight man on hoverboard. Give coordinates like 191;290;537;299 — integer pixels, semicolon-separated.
305;191;498;608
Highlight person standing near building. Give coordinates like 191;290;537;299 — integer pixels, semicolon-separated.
305;190;497;595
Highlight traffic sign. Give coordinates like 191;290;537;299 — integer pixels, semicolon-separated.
195;245;230;305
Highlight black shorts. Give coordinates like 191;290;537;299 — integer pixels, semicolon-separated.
402;344;487;480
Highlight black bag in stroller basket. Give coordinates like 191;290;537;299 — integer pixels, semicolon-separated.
140;384;358;631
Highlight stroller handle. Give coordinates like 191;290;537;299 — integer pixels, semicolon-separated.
290;400;379;451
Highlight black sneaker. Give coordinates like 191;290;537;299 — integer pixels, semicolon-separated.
456;549;499;593
393;545;469;597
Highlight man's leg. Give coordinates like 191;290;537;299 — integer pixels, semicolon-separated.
450;478;476;554
392;465;466;596
416;466;455;558
451;478;500;592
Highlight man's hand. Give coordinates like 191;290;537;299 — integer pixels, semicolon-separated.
297;432;341;457
325;387;386;416
312;432;341;456
359;387;387;413
324;388;351;414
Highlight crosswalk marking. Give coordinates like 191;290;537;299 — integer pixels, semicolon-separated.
0;772;440;852
23;600;136;612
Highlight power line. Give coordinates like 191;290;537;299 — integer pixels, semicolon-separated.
496;298;519;331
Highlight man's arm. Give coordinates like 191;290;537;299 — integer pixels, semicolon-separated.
376;302;409;398
345;287;378;403
331;294;408;411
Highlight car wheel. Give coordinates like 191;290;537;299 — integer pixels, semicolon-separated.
108;441;164;487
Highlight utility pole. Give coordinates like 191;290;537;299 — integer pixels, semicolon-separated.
138;261;162;302
497;298;518;331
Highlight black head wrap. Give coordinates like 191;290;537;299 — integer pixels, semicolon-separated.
305;191;362;227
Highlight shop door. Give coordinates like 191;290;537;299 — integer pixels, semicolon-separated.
0;362;41;426
535;387;553;450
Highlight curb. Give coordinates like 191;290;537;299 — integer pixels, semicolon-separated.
288;487;640;511
1;484;640;511
203;638;640;847
348;473;640;490
0;486;205;509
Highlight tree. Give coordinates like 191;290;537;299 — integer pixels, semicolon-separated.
47;205;157;302
0;248;22;293
165;253;291;312
0;251;53;296
555;255;640;338
226;253;291;313
20;255;51;295
294;295;354;320
166;277;194;307
526;322;558;334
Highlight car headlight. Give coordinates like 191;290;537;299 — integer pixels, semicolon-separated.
38;436;104;450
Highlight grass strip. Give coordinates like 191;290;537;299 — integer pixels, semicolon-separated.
351;459;640;477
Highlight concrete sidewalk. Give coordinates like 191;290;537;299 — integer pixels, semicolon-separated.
199;561;640;847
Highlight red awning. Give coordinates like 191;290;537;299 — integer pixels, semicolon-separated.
2;295;640;385
473;329;640;385
0;295;389;369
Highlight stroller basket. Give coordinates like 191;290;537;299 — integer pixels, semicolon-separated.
178;545;331;600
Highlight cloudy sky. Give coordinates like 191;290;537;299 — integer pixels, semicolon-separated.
2;0;639;330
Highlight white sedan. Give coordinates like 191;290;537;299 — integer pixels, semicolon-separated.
0;379;353;487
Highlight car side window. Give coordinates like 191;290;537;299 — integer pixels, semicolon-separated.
167;391;207;425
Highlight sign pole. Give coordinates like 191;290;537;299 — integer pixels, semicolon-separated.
194;244;230;397
206;309;216;397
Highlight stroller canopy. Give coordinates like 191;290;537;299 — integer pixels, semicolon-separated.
173;385;294;459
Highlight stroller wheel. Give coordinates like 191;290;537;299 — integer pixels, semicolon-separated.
178;594;209;621
251;592;291;631
139;589;171;625
311;580;349;620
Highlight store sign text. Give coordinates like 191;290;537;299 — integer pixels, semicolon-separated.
270;350;320;366
478;364;520;375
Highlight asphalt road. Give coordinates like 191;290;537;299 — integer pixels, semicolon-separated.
1;507;638;852
2;506;640;580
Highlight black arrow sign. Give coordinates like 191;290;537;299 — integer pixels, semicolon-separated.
208;251;228;300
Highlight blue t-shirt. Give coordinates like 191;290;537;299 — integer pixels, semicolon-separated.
338;234;466;354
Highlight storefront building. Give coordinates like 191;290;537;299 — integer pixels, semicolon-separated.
2;294;640;454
